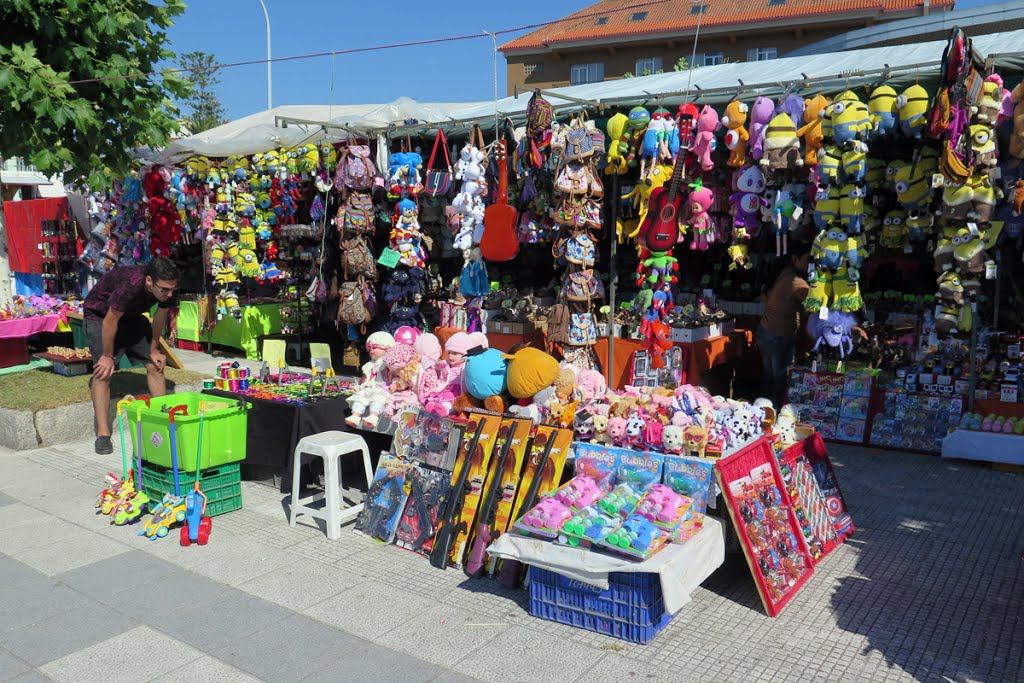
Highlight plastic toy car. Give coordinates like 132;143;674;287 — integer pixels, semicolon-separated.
180;488;212;546
138;494;186;540
111;491;150;526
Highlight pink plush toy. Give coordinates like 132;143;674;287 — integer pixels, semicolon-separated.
607;416;628;447
691;105;720;172
748;96;777;162
687;181;716;251
643;421;664;451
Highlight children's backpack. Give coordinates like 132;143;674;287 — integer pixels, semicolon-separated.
563;116;595;162
337;145;377;191
341;235;377;281
339;191;374;235
526;89;554;141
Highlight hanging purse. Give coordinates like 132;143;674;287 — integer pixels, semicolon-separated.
562;269;604;302
567;312;597;346
425;129;454;197
563;114;595;162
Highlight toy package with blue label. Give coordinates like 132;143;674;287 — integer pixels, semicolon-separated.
615;449;664;491
572;442;620;491
354;453;415;543
662;455;716;541
597;513;674;561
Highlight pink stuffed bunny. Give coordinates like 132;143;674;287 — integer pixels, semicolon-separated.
691;105;720;172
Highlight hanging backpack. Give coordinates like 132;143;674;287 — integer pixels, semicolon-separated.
338;278;371;326
341;235;377;281
337;144;376;191
339;191;374;235
526;89;554;141
563;115;595;162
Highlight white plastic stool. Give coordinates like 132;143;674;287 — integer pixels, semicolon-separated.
289;431;373;540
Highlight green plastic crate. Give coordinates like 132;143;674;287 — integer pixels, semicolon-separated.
141;462;242;517
129;392;249;471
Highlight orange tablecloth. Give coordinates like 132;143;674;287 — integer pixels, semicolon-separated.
595;329;752;390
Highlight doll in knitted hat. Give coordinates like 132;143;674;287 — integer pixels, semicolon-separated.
382;343;422;423
442;331;474;397
345;331;396;429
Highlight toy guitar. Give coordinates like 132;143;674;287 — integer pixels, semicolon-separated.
480;140;519;262
637;140;688;252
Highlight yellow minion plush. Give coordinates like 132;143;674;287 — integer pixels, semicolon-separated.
319;143;338;172
868;85;898;138
897;85;930;138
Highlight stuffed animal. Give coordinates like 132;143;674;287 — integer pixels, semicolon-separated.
662;425;685;454
683;424;708;457
748;96;777;162
591;414;611;445
722;100;750;168
453;347;508;414
774;405;799;444
607;416;628;447
691;105;720;172
729;165;768;232
897;85;930;139
796;94;831;166
829;96;871;147
605;112;631;174
868;85;899;139
686;180;716;250
624;107;652;167
1010;79;1024;160
760;113;804;171
505;346;560;422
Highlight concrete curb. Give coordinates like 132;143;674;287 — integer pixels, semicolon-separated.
0;383;202;451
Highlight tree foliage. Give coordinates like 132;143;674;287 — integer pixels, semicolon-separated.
674;56;691;71
0;0;190;187
178;50;226;134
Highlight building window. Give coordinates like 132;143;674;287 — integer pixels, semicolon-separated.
630;11;648;21
595;16;608;25
635;57;663;76
524;62;544;77
702;52;724;66
768;0;786;5
570;62;605;85
748;47;778;61
690;4;707;14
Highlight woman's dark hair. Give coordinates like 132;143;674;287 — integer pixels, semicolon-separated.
787;239;812;259
145;256;180;283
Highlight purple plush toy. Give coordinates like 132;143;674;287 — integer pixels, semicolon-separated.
808;310;857;359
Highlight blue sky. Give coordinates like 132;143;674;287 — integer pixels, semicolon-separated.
166;0;998;121
166;0;583;119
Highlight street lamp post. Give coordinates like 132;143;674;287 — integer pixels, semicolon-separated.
258;0;272;110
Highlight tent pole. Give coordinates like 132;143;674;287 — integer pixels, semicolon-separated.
606;172;619;389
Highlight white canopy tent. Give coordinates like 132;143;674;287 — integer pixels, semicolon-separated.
160;29;1024;159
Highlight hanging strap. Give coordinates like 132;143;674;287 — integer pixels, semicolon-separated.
472;124;486;152
427;129;452;171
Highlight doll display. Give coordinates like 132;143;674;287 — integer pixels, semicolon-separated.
345;331;397;429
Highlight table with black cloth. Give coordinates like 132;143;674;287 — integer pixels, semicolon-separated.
201;388;394;492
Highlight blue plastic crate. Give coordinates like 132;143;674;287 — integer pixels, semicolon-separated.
527;567;672;644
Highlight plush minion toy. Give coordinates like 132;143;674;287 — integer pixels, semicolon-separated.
897;85;930;139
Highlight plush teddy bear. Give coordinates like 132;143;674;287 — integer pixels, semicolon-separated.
691;105;720;172
796;94;831;166
721;100;750;168
662;425;685;454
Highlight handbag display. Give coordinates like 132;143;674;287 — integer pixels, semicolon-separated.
425;129;454;197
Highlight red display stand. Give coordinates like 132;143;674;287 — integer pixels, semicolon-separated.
716;437;815;617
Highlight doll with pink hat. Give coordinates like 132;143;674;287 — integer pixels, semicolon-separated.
382;343;422;423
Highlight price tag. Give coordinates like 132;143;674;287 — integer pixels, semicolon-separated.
819;305;830;320
836;360;844;374
377;248;401;268
986;261;997;280
967;222;980;236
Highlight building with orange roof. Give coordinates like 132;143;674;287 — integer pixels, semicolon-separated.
500;0;954;94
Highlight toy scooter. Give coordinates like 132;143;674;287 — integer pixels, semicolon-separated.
181;400;212;546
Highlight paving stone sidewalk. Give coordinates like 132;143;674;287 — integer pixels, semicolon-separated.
1;438;1021;683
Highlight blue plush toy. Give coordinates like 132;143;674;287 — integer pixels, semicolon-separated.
463;348;508;400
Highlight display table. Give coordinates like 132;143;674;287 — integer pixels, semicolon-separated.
177;300;283;360
487;516;725;615
595;329;752;390
941;429;1024;466
0;314;61;368
202;388;351;489
434;327;545;353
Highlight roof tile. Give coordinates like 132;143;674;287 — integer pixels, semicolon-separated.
500;0;955;52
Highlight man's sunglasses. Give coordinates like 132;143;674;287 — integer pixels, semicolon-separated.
155;284;178;294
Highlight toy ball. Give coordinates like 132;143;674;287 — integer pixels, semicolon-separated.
503;347;559;399
393;326;421;346
463;348;509;400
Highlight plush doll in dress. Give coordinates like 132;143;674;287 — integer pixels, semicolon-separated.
346;331;396;429
691;105;720;172
686;180;716;251
381;343;422;423
721;100;750;168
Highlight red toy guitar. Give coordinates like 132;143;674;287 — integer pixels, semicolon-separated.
481;140;519;262
638;144;688;253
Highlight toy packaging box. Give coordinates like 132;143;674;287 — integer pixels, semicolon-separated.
391;408;459;470
394;466;451;556
799;433;854;540
787;370;875;444
572;442;622;491
448;413;502;567
716;438;814;617
776;439;842;564
354;453;416;544
508;426;573;527
490;417;534;536
662;455;716;541
869;390;963;453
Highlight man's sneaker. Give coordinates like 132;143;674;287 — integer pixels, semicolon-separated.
95;436;113;455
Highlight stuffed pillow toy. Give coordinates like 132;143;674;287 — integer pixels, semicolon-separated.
453;348;508;414
505;347;560;399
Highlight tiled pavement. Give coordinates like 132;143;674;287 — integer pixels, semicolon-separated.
0;438;1022;683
